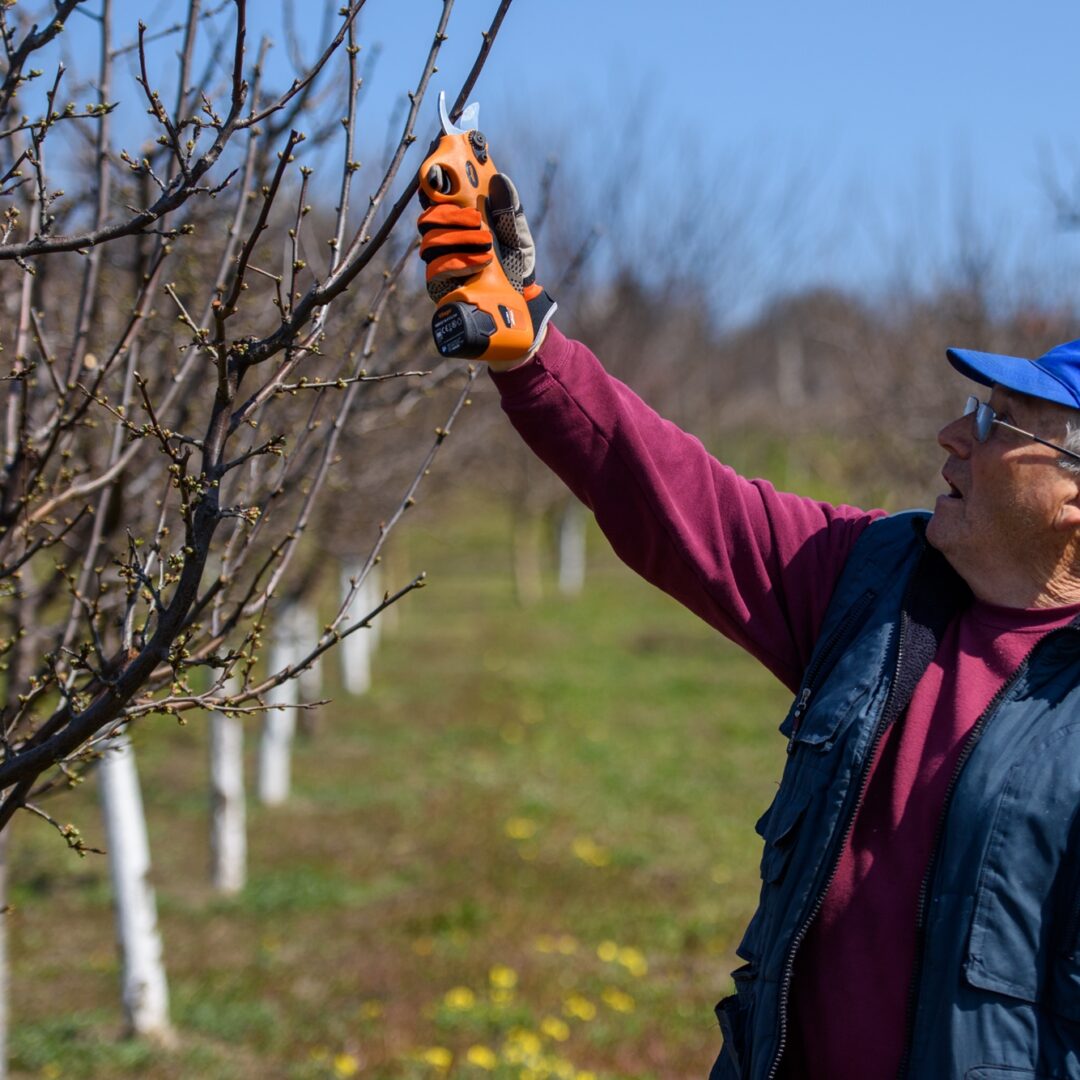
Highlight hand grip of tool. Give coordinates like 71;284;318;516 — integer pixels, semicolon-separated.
418;129;534;362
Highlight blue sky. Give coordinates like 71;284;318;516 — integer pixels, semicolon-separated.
56;1;1080;314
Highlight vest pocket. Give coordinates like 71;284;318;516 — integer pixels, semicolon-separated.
714;963;755;1078
781;589;878;750
715;993;750;1077
755;786;810;885
963;723;1080;1023
781;656;877;761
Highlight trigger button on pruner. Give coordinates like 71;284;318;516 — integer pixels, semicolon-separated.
427;165;452;195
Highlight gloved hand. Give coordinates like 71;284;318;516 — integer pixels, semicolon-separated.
418;173;556;362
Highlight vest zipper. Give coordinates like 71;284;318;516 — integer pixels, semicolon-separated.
788;590;876;747
766;606;908;1080
896;627;1074;1079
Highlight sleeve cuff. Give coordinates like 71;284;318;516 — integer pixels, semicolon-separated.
489;324;574;404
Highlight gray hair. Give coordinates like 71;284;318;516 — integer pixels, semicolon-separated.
1061;418;1080;474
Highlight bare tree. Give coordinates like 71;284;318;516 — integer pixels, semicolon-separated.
0;0;516;834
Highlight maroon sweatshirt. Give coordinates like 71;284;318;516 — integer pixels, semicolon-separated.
491;327;1080;1078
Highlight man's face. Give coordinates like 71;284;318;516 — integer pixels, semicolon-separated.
927;386;1080;597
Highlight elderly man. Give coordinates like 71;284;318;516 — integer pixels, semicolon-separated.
418;180;1080;1080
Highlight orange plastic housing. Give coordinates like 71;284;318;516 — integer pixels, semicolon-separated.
419;132;533;361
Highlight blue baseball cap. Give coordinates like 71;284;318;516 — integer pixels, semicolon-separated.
947;340;1080;409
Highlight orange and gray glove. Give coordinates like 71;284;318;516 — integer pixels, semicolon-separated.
418;173;556;360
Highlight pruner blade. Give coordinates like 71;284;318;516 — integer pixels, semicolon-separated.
438;90;479;136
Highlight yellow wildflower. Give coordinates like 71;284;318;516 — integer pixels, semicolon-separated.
571;836;611;867
556;934;579;955
616;945;648;976
541;1015;571;1041
534;934;557;954
505;817;538;840
507;1027;543;1057
40;1067;61;1080
333;1053;359;1078
465;1045;498;1070
489;964;518;989
563;993;597;1021
358;999;384;1020
577;1073;598;1080
490;986;515;1006
443;985;476;1010
602;986;636;1013
596;940;619;962
308;1046;329;1063
421;1046;453;1071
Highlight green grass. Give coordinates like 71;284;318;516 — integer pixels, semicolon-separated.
8;497;793;1079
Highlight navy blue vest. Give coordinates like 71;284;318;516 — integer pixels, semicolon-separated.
711;511;1080;1080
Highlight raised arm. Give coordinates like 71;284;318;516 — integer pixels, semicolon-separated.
414;166;882;691
492;328;883;691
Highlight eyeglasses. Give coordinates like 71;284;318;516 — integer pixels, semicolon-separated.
963;395;1080;463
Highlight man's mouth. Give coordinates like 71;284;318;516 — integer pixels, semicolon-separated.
942;472;963;499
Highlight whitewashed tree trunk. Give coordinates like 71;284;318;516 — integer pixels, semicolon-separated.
257;604;306;806
295;603;322;737
557;502;587;597
340;563;381;696
99;733;172;1041
209;680;246;894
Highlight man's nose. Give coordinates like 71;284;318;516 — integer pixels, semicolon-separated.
938;412;973;457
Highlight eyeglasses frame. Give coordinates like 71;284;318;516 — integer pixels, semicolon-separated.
963;394;1080;465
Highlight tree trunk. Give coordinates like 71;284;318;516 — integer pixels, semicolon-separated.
340;564;381;696
99;733;172;1041
209;681;246;894
556;501;587;597
257;604;305;806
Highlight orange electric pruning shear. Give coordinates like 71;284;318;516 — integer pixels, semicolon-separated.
418;93;538;362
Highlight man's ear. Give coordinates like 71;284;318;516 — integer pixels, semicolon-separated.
1056;476;1080;532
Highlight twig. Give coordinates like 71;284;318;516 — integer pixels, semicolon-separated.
243;0;518;367
109;0;230;59
335;367;477;635
335;0;454;274
275;370;429;393
0;1;87;124
239;2;364;129
22;802;105;856
65;0;114;387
